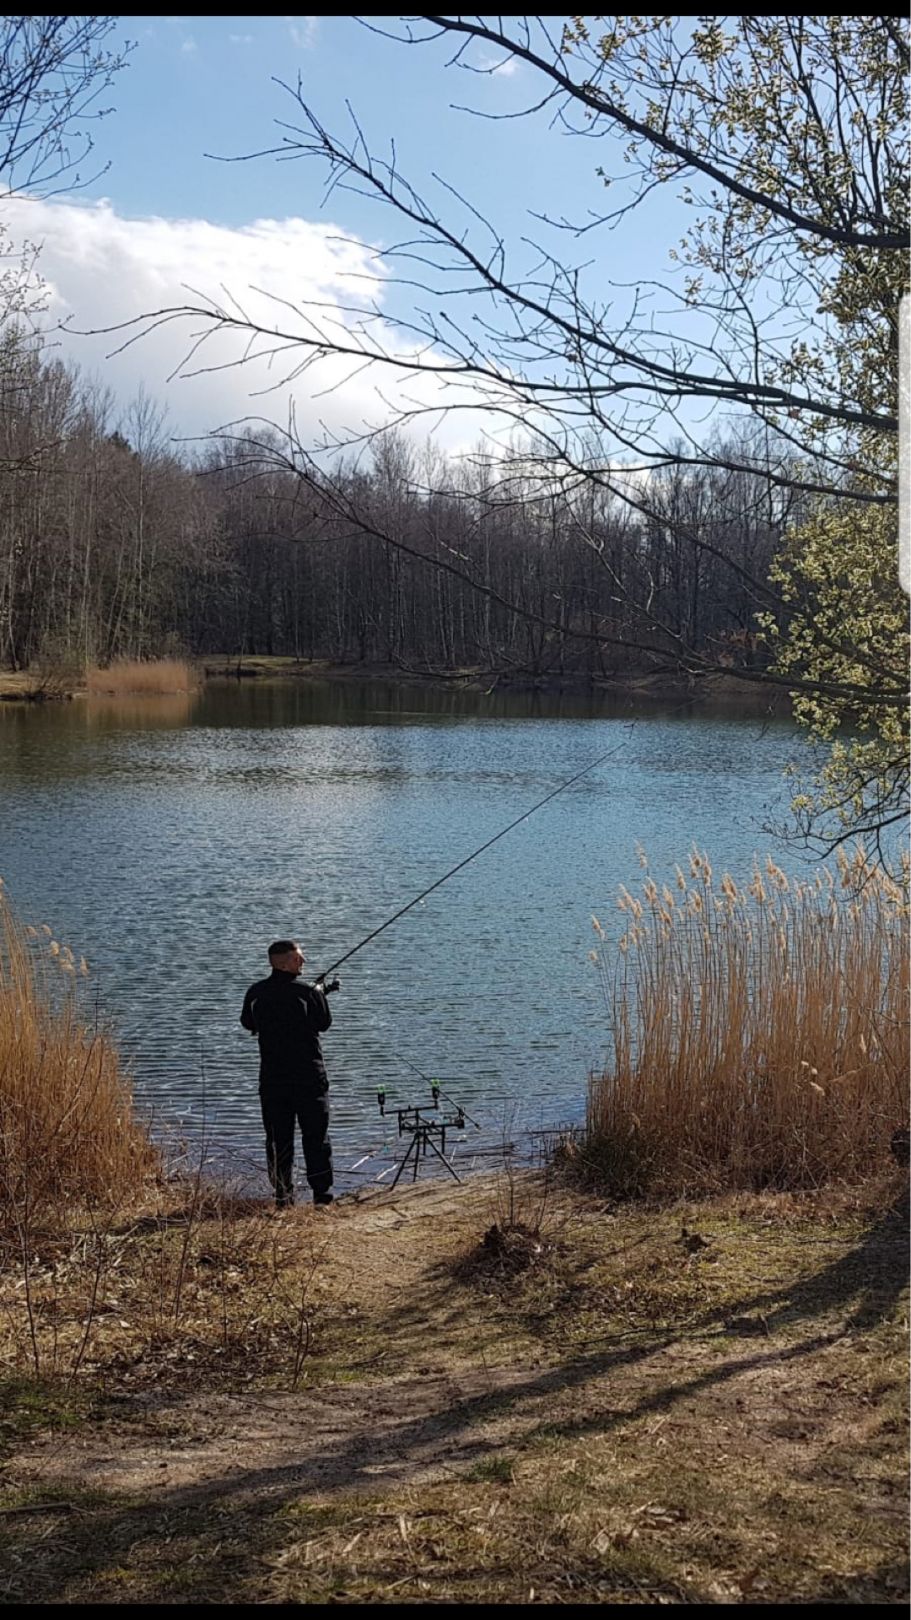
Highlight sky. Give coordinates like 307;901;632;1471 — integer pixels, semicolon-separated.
9;14;688;459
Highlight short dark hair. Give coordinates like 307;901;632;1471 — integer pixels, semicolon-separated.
268;939;298;959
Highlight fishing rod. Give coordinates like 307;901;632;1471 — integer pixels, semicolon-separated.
314;730;631;986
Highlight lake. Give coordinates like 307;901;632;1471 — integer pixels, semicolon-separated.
0;678;806;1191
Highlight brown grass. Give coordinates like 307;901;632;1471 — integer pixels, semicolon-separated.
583;845;909;1195
0;884;329;1383
0;1172;905;1605
0;1183;329;1385
85;657;198;695
0;884;160;1228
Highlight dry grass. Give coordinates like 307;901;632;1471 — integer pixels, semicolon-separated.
85;657;198;695
0;886;331;1383
0;665;80;702
582;845;909;1196
0;1171;905;1605
0;885;159;1229
0;1186;330;1386
0;885;168;1377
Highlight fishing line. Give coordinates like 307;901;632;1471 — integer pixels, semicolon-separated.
316;727;634;983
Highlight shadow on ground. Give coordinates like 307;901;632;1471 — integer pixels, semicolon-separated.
1;1190;907;1604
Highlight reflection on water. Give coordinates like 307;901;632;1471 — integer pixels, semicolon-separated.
0;677;802;1190
84;693;197;730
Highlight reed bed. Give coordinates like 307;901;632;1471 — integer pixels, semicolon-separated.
85;656;198;695
585;846;909;1194
0;882;159;1226
0;888;328;1384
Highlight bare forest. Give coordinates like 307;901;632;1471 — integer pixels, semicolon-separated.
1;326;790;682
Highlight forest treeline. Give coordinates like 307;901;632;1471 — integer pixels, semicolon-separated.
1;328;796;678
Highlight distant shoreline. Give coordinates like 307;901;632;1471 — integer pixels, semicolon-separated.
0;655;791;713
199;656;792;712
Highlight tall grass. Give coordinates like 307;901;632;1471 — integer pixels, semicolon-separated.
0;883;159;1225
86;657;198;695
0;890;329;1386
584;846;909;1195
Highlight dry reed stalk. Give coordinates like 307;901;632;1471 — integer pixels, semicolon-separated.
0;890;327;1383
85;657;198;695
586;846;910;1193
0;883;159;1227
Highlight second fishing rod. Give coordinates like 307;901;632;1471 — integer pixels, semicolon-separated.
311;730;632;993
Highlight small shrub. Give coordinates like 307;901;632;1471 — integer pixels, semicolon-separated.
21;655;83;701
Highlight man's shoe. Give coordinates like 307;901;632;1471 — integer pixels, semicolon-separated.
313;1192;334;1207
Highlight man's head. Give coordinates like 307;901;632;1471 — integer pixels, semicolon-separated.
268;939;305;976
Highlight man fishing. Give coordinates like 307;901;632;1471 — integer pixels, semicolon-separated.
240;940;335;1209
234;739;626;1209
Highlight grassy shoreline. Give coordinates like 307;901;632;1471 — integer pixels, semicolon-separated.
0;789;905;1600
1;892;907;1602
0;654;789;709
0;657;199;702
202;655;790;708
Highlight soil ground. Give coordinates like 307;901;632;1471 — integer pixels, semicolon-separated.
0;1168;907;1604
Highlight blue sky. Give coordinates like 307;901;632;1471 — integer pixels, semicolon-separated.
95;16;649;238
14;15;689;451
90;17;567;227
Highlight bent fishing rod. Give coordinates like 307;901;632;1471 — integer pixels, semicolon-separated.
313;728;632;991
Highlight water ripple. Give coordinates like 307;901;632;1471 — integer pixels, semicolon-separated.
0;682;801;1190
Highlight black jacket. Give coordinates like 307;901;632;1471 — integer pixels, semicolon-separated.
240;970;332;1087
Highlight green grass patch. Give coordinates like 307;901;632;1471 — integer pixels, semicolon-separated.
0;1377;93;1455
465;1453;516;1484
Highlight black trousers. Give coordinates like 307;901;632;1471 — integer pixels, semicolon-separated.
259;1088;332;1204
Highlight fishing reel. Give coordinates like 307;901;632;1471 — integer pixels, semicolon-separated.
313;977;340;994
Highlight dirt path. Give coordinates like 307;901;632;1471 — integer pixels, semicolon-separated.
2;1172;907;1604
13;1177;531;1499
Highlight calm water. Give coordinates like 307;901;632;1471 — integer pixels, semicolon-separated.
0;679;804;1189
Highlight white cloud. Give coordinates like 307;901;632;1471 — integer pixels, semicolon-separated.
179;37;197;55
287;16;319;50
477;52;520;77
5;195;502;458
228;33;254;46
